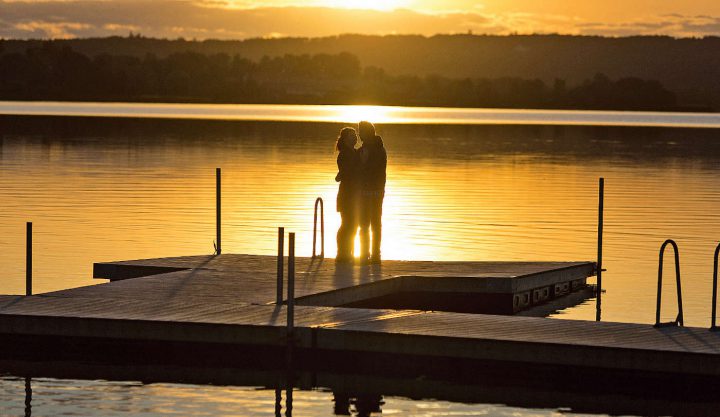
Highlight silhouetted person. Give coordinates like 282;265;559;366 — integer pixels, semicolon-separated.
335;127;360;262
358;121;387;263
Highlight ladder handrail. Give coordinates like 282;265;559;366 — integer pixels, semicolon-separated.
312;197;324;259
655;239;684;328
711;243;720;331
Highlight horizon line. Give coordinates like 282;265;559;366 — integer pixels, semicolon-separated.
3;32;720;42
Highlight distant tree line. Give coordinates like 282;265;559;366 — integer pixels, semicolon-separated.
0;43;679;111
3;34;720;109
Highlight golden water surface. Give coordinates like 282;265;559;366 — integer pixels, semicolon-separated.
0;105;719;327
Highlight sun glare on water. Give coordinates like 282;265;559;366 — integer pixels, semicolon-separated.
330;105;397;123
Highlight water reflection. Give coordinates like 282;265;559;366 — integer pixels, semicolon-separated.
24;377;31;417
10;372;386;417
4;101;720;128
275;388;282;417
9;376;390;417
286;385;293;417
3;358;720;417
1;117;720;326
332;393;384;417
272;385;294;417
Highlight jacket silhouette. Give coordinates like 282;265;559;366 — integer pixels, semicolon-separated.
358;133;387;261
335;128;361;261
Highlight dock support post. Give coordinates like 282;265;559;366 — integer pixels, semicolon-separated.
277;227;284;305
26;222;32;296
216;168;221;255
286;232;296;371
312;197;325;259
287;232;295;335
596;178;604;321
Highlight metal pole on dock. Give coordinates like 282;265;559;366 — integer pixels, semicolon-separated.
277;227;285;305
596;178;604;322
286;232;296;371
216;168;221;255
287;232;295;335
712;243;720;330
312;197;325;259
26;222;32;296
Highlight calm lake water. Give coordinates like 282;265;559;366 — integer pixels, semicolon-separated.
1;102;720;416
0;375;627;417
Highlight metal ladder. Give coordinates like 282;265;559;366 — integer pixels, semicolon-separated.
655;239;684;328
312;197;324;259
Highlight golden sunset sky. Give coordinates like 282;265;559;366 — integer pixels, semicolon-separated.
1;0;719;39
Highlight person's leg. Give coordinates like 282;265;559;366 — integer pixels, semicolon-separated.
358;198;371;260
370;194;384;262
336;211;349;260
345;205;357;258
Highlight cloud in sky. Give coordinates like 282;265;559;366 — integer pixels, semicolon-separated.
576;14;720;37
0;0;719;39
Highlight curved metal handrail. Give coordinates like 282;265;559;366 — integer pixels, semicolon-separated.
312;197;324;259
711;243;720;331
655;239;684;328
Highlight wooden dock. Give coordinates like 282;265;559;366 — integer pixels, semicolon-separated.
89;254;595;314
2;254;720;383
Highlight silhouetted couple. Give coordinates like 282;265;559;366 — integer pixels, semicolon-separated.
335;121;387;264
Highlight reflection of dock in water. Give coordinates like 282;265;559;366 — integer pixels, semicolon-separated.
2;254;720;393
6;358;720;417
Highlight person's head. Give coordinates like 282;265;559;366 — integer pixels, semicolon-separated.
336;127;358;152
358;121;376;142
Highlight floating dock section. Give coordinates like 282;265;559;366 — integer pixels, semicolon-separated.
92;254;596;315
1;254;719;383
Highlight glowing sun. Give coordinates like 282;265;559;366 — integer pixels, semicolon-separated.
320;0;409;11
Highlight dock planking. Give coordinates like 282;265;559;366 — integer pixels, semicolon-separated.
1;293;720;377
85;254;595;314
3;254;720;380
